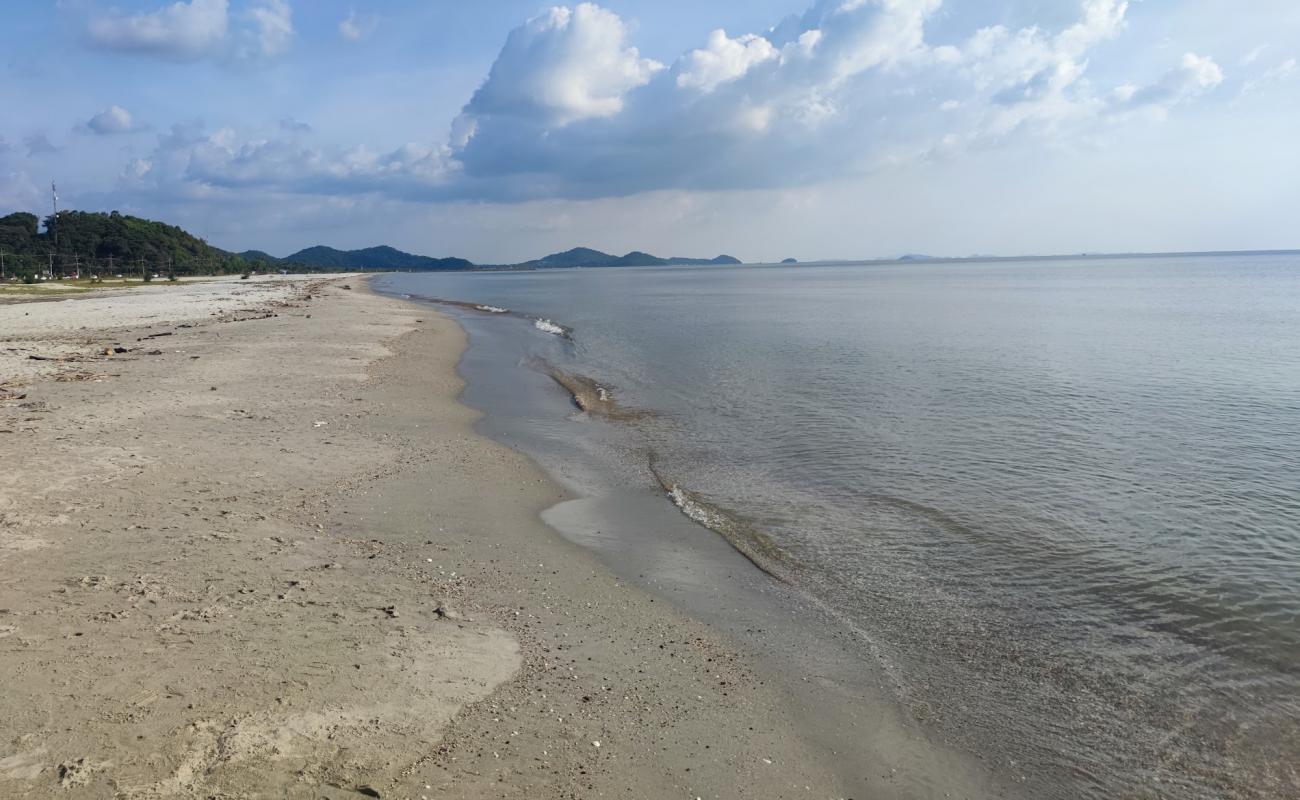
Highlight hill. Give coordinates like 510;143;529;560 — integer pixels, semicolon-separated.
283;245;473;271
0;208;741;279
0;210;245;276
237;249;280;264
522;247;741;268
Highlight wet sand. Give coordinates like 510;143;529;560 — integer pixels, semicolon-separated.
0;276;996;798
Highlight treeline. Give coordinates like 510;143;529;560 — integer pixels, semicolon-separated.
0;209;342;281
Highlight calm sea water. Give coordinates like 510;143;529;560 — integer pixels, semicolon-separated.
378;255;1300;799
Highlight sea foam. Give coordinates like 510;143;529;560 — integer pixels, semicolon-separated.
534;318;566;336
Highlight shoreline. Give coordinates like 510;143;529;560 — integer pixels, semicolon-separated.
0;275;995;798
379;280;1009;798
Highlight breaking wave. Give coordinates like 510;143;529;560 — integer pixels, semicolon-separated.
533;318;568;337
649;457;797;583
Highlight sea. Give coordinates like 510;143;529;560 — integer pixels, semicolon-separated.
376;254;1300;799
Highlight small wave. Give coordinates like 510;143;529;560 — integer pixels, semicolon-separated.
649;457;796;583
403;295;514;316
534;318;567;336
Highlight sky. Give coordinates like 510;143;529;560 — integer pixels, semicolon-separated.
1;0;1297;262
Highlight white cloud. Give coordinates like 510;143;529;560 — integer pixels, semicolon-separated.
1241;44;1268;66
87;0;230;59
114;0;1227;207
122;123;452;201
339;10;377;42
85;105;135;135
240;0;293;59
1238;56;1297;100
677;30;778;93
817;0;943;84
457;3;663;128
1109;52;1223;117
121;158;154;180
86;0;292;62
445;0;1159;198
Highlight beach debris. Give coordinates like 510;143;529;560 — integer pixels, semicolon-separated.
434;603;460;621
341;284;353;290
57;758;98;788
382;605;399;618
313;420;328;428
591;741;601;748
355;787;381;798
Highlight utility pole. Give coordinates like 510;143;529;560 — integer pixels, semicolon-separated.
51;181;58;279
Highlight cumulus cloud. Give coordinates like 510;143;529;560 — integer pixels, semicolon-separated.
448;0;1159;198
457;4;663;127
84;105;135;135
115;0;1226;205
239;0;293;59
87;0;230;59
120;122;452;202
677;30;778;93
86;0;292;61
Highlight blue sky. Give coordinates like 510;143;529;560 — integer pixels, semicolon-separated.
1;0;1296;262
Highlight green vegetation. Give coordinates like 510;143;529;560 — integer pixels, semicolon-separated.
276;245;473;271
0;207;744;282
0;209;248;281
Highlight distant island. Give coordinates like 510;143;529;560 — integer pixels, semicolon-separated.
781;258;798;264
511;247;741;269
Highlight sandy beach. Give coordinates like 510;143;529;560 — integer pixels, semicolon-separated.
0;276;998;799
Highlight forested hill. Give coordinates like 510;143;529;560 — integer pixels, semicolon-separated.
275;245;473;271
0;209;740;278
0;209;474;277
0;210;243;273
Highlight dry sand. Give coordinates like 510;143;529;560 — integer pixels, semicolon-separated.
0;276;993;799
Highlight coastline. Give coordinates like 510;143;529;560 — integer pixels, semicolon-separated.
0;275;995;798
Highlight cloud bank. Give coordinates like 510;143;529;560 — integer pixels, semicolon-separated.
87;0;292;61
117;0;1225;205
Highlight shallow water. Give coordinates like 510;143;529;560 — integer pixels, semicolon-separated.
378;255;1300;799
